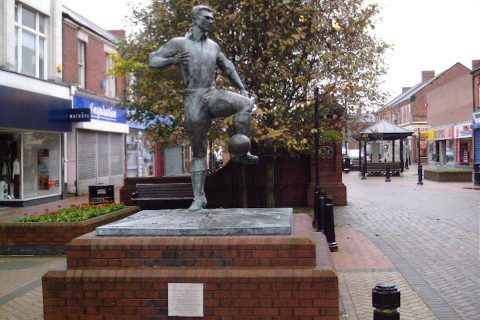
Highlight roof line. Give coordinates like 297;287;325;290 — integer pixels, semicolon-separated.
383;62;470;110
62;5;119;44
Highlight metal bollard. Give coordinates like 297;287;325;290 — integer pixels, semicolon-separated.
361;161;367;180
343;157;351;173
323;196;338;252
313;188;326;232
372;283;400;320
385;165;391;182
417;163;423;185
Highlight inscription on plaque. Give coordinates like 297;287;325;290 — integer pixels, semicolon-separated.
168;283;204;317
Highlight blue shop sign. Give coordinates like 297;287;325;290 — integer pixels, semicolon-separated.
73;96;127;124
0;85;71;132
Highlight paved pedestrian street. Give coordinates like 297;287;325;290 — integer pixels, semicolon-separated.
0;166;478;319
335;167;479;320
0;256;65;320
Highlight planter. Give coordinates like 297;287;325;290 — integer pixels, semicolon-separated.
0;206;140;255
424;170;472;182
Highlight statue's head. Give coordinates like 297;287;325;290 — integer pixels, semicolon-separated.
191;5;214;32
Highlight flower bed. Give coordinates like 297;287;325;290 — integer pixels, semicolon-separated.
17;202;127;223
0;204;139;255
424;168;472;182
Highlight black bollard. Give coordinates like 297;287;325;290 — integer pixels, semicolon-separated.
372;283;401;320
417;163;423;185
323;196;338;252
312;187;319;228
361;161;367;180
343;157;350;173
385;165;391;182
313;188;327;233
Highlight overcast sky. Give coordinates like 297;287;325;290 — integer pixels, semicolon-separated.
62;0;480;103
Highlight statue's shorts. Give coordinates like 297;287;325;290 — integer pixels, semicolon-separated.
183;87;253;158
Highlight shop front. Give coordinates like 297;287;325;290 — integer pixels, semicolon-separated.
472;121;480;185
454;123;472;165
427;126;454;164
0;78;71;206
67;94;128;195
126;124;155;178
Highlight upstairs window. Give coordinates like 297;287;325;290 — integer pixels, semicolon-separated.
78;41;86;88
105;54;116;97
14;3;47;79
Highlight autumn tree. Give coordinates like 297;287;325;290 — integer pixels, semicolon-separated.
115;0;388;154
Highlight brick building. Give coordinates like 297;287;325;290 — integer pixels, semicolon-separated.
470;61;480;184
0;0;71;206
376;63;473;165
426;63;473;165
62;6;128;195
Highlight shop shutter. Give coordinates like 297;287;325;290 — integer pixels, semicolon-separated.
164;146;183;176
77;130;97;180
77;130;125;195
97;132;109;178
109;133;124;176
474;130;480;164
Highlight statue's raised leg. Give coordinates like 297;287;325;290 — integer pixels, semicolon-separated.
230;112;259;165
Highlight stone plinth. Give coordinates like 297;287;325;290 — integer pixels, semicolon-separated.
43;213;339;319
96;208;292;236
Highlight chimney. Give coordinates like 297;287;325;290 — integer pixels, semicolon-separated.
421;70;435;82
472;60;480;71
108;29;126;39
402;87;411;93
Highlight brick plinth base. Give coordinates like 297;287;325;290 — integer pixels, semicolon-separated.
43;214;339;319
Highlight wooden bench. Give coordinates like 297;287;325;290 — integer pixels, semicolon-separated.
131;183;194;209
365;162;402;176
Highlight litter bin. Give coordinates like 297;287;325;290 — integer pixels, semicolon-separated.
88;184;114;204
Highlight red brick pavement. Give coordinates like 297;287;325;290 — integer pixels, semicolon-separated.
332;227;395;271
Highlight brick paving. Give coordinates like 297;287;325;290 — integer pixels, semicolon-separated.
0;172;478;319
0;256;65;319
336;166;479;320
332;226;437;320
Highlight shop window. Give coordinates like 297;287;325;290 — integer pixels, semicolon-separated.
446;140;454;163
0;133;21;200
22;132;61;199
126;129;154;177
14;3;48;79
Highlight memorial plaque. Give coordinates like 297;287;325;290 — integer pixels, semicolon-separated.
168;283;204;317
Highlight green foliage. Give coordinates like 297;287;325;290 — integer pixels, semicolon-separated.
17;203;126;223
116;0;389;154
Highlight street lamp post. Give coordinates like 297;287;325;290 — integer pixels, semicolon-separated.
313;87;326;232
312;87;338;252
417;128;423;185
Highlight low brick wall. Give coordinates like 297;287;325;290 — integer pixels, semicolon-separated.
0;206;140;255
424;170;472;182
43;214;339;319
43;268;338;319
